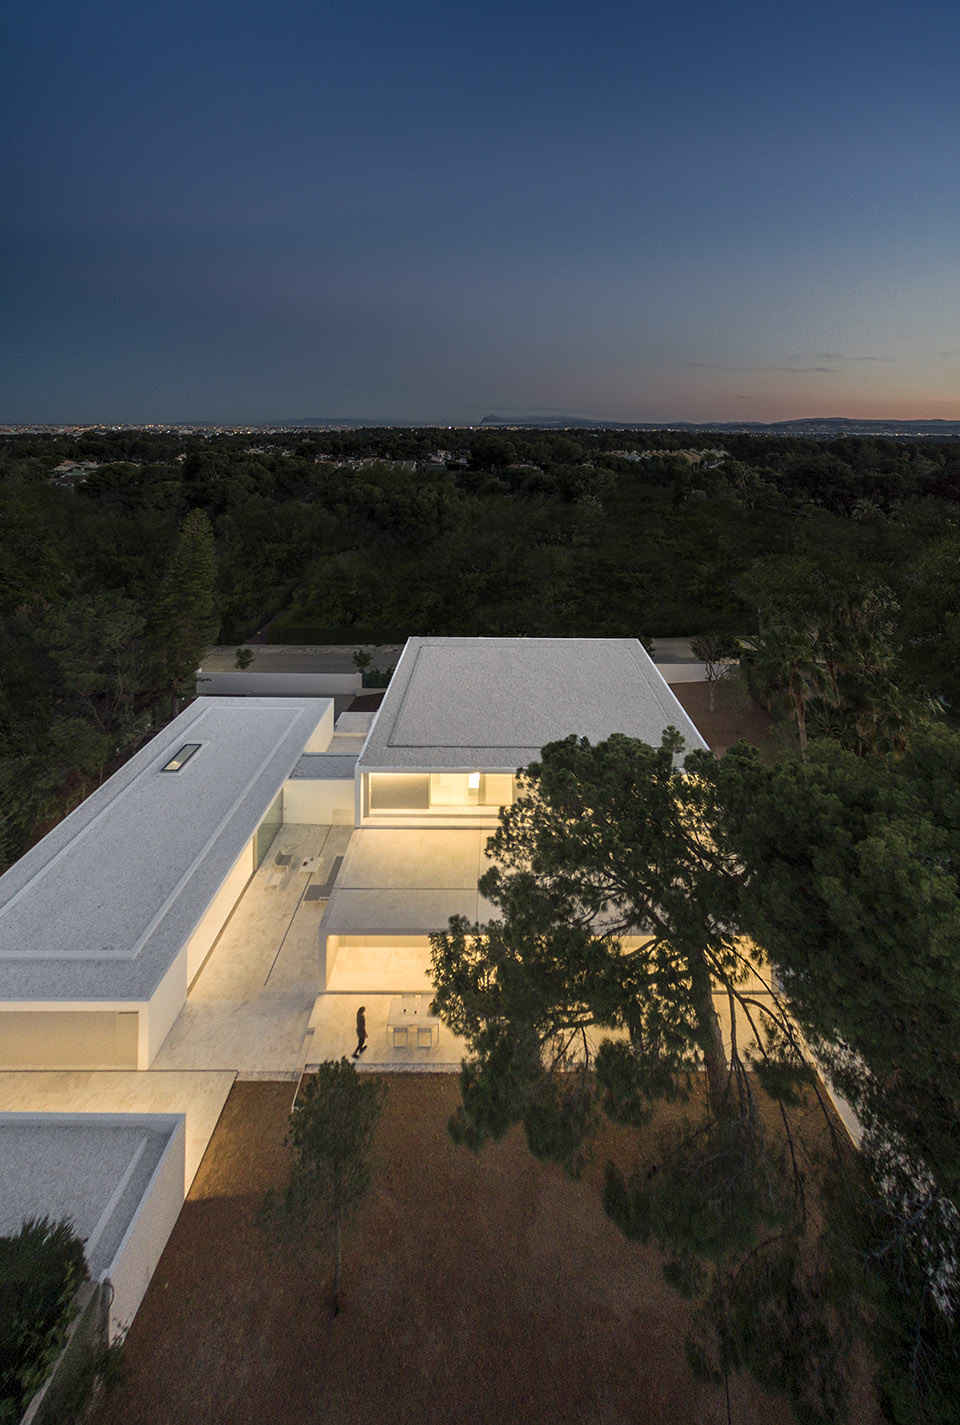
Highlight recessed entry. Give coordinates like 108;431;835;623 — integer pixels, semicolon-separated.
160;743;201;772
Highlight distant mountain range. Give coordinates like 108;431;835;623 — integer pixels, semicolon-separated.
275;414;960;437
280;417;385;428
475;414;960;437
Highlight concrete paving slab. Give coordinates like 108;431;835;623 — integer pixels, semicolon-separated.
150;824;357;1075
302;992;465;1073
337;827;493;889
151;989;317;1075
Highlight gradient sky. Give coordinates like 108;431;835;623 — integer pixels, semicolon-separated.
2;0;959;425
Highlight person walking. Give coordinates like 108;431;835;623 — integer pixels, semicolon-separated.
353;1004;367;1058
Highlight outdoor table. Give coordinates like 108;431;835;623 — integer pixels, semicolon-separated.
387;995;441;1048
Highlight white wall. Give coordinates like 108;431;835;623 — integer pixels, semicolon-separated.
196;670;361;697
322;933;432;989
103;1115;186;1336
304;701;335;753
0;1009;139;1070
655;662;711;684
184;835;255;984
321;933;338;987
331;933;433;950
357;770;516;828
283;778;355;826
142;946;188;1068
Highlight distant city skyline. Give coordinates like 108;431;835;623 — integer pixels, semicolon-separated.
3;0;958;425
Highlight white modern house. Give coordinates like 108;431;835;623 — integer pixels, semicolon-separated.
0;696;337;1070
0;1112;185;1337
0;636;706;1340
318;636;707;993
0;637;706;1071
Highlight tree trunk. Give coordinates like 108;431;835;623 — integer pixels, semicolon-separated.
792;689;808;760
688;950;729;1116
332;1214;342;1317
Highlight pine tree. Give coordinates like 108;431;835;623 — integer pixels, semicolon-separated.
260;1060;385;1316
149;510;219;712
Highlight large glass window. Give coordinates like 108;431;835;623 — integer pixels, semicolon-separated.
481;773;515;806
255;789;284;865
367;772;514;815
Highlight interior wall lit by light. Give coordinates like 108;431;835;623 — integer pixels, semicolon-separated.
367;772;515;815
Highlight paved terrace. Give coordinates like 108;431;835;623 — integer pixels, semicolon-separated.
58;809;777;1083
151;823;468;1076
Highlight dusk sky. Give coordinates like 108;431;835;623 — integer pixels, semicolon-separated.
2;0;958;425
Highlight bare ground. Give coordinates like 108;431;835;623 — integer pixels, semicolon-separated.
667;679;776;756
92;1078;816;1425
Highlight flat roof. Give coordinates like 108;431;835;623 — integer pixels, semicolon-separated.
357;637;708;773
321;829;498;936
290;720;368;780
0;1112;182;1280
290;754;359;781
0;697;330;1002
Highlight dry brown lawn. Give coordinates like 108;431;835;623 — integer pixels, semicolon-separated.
90;1077;857;1425
667;679;776;756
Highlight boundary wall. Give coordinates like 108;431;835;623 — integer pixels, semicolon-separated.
196;670;361;697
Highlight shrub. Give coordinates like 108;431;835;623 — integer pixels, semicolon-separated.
0;1217;88;1420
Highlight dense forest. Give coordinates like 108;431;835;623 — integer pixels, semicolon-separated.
3;425;960;1417
1;424;958;868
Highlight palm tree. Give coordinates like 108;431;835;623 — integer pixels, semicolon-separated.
747;626;818;758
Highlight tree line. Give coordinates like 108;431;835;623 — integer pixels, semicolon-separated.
3;424;960;1413
0;425;958;862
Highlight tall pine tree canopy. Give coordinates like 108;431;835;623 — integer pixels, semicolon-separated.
719;733;960;1208
148;509;219;698
431;726;960;1420
718;730;960;1419
431;731;807;1165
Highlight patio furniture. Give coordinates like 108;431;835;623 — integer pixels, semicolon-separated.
264;869;285;890
313;855;343;897
387;996;440;1050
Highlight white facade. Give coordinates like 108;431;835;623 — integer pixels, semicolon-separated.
0;644;708;1057
0;696;334;1069
353;636;705;827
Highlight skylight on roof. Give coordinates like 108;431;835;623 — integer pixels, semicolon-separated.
160;743;201;772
